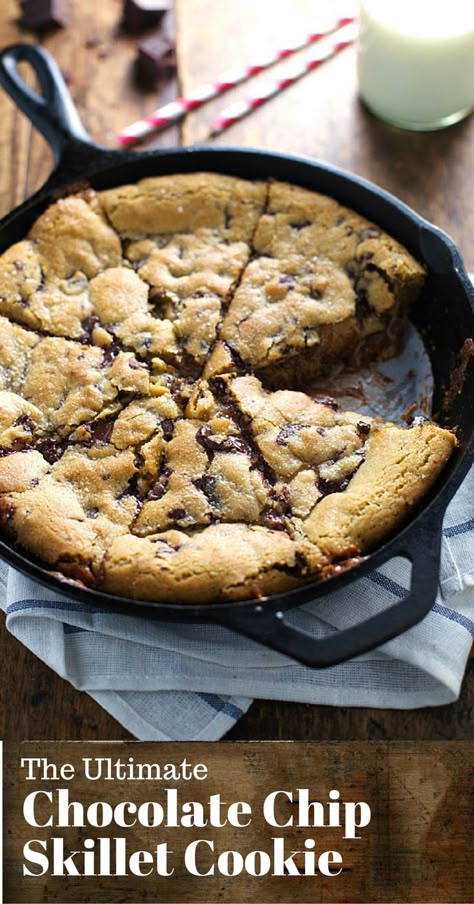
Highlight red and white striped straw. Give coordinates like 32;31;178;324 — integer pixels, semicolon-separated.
117;10;356;146
209;24;357;136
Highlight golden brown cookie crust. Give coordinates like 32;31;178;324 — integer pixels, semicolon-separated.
0;173;455;603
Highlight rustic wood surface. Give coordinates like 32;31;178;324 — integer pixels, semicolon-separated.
4;741;474;902
0;0;473;743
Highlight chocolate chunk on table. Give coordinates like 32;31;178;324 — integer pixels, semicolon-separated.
19;0;69;31
122;0;170;33
136;34;177;88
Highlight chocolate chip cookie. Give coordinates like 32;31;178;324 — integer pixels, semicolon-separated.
0;173;456;602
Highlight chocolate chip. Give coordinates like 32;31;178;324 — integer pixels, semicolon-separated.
14;260;24;271
85;417;114;446
168;507;186;521
275;422;309;446
14;414;35;431
148;480;167;500
317;476;349;497
161;417;174;440
34;437;63;464
208;377;227;398
356;421;371;436
279;274;296;287
101;344;119;366
195;425;214;453
20;0;69;31
219;435;250;454
272;486;291;515
260;506;286;531
193;474;219;505
196;425;248;456
122;0;169;32
128;358;148;370
291;220;311;231
176;352;201;379
136;35;177;89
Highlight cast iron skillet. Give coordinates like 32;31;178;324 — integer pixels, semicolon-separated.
0;44;473;668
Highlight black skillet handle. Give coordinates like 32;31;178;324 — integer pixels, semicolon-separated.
0;44;98;167
217;510;444;668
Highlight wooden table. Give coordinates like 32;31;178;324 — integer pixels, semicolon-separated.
0;0;473;742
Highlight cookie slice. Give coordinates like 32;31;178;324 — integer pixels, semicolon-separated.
132;403;274;536
85;265;180;362
69;372;185;496
101;522;313;603
0;316;152;441
99;173;267;370
223;374;456;565
206;180;425;387
99;172;267;241
226;375;372;521
0;444;139;585
0;192;122;339
302;420;456;563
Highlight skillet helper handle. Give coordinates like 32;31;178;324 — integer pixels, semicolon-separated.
0;44;92;165
217;514;443;668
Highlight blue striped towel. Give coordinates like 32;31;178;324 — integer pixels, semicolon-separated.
1;461;472;740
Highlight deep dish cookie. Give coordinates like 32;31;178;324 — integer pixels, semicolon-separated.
0;173;456;603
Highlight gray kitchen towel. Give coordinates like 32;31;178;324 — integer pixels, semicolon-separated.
1;462;473;740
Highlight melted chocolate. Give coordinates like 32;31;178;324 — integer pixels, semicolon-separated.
193;474;219;505
317;475;350;497
275;422;309;446
168;506;186;521
14;414;35;431
260;506;286;531
34;437;64;464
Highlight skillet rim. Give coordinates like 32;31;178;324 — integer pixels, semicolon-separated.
0;143;472;620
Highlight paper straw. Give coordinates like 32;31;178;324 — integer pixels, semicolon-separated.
209;25;356;136
117;11;356;145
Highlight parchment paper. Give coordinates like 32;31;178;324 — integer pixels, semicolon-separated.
309;324;433;422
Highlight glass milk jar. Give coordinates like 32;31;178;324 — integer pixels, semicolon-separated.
357;0;474;130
